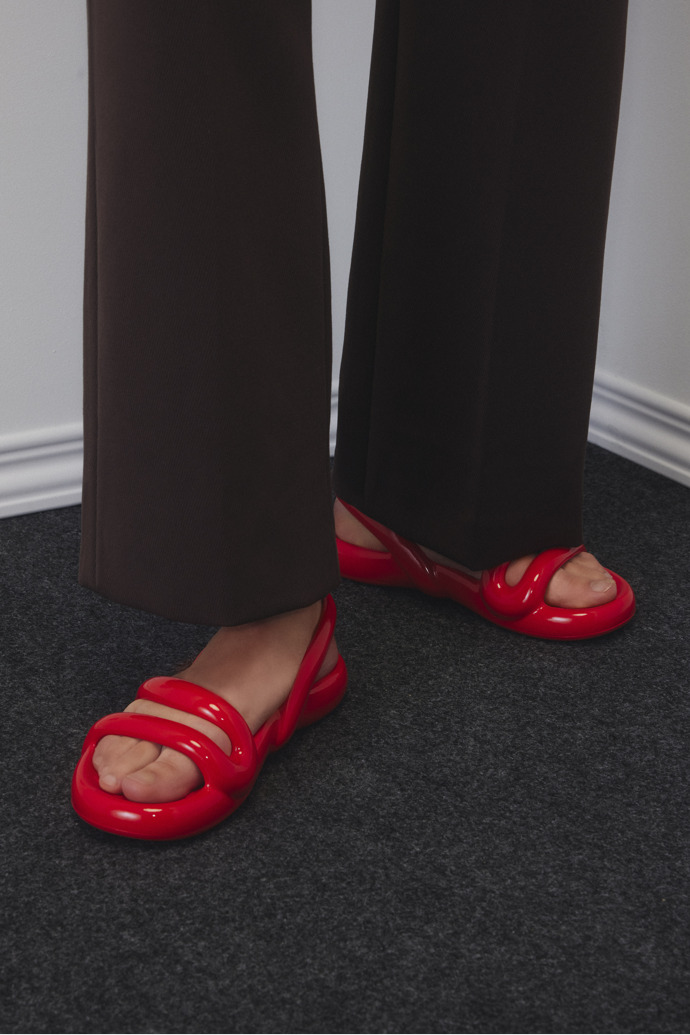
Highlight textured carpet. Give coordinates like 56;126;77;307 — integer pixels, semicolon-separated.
1;444;688;1034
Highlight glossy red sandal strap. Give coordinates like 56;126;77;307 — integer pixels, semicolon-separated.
481;546;585;619
338;500;442;594
82;710;254;796
274;594;337;747
137;677;257;785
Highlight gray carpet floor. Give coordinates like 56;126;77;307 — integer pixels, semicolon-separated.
1;444;688;1034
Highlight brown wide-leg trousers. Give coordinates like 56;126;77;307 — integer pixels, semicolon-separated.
80;0;628;627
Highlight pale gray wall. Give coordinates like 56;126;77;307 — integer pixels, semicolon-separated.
591;0;690;484
312;0;375;443
0;0;86;515
0;0;688;519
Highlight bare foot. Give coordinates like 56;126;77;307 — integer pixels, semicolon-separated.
334;499;616;609
92;601;338;804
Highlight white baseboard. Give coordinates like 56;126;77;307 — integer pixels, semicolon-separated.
589;370;690;489
0;423;83;518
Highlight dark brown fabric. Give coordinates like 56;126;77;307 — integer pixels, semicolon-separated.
80;0;338;625
80;0;628;625
334;0;629;570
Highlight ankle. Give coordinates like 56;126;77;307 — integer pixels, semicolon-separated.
334;499;386;552
176;599;331;733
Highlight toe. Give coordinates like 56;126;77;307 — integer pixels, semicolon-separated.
506;551;617;609
102;701;230;802
92;699;231;801
334;499;386;551
93;735;161;794
545;552;617;609
120;748;203;803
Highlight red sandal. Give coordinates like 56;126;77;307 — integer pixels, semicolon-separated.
336;501;635;640
71;595;347;840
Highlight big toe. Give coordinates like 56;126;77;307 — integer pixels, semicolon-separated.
120;748;203;803
94;736;161;795
545;553;617;608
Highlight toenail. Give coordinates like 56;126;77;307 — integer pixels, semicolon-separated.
591;578;614;592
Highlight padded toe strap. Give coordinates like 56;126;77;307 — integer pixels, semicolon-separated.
85;710;254;796
83;676;259;795
137;676;257;786
481;546;585;618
